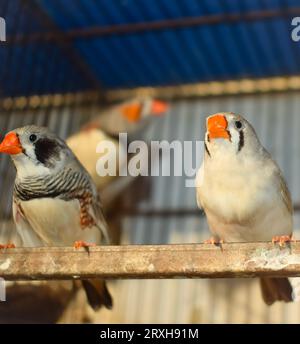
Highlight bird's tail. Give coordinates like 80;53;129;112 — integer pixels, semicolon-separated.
82;279;113;311
289;277;300;302
260;277;293;305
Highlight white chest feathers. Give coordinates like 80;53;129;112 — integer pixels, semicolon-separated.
196;150;292;241
15;197;101;246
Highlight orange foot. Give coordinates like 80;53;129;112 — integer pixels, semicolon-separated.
74;241;96;249
0;243;15;249
203;237;224;246
272;235;293;247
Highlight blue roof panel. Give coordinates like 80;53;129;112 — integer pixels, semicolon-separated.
1;0;300;96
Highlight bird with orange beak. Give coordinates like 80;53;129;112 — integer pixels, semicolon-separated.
0;126;113;310
196;112;294;305
80;97;169;137
67;97;169;191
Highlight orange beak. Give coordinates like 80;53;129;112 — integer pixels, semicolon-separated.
121;103;143;122
0;132;22;155
151;100;169;116
207;114;230;140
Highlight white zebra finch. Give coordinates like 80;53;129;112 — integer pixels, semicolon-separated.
67;97;169;190
196;112;293;305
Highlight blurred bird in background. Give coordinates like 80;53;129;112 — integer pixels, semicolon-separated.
196;112;293;305
81;97;169;137
67;97;169;193
0;126;113;311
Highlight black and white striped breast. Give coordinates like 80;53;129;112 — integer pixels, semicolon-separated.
14;168;92;202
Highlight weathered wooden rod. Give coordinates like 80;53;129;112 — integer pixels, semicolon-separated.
0;243;299;281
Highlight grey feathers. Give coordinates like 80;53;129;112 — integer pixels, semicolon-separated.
14;168;92;202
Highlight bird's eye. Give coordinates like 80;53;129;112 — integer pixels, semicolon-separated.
29;134;37;142
235;121;243;130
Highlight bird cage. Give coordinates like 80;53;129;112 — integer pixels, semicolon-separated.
1;0;300;324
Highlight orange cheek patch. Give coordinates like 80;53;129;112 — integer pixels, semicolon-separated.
79;193;96;229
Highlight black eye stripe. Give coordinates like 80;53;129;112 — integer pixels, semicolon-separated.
238;131;244;152
205;143;211;157
227;129;232;141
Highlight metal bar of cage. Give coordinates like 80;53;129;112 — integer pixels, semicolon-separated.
5;7;300;43
2;75;300;112
0;242;299;281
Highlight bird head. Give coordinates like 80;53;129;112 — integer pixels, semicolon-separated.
205;112;261;157
0;126;71;177
120;98;169;123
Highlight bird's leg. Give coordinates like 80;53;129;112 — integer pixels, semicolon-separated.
272;235;294;248
74;241;96;249
204;237;224;245
203;237;224;249
74;241;96;255
0;243;15;250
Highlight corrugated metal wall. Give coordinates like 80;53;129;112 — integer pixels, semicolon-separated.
105;92;300;324
1;92;300;323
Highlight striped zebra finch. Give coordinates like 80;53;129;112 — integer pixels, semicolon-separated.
0;125;113;311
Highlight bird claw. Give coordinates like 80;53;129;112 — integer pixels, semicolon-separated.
0;243;15;250
272;235;293;247
203;237;224;246
74;241;96;249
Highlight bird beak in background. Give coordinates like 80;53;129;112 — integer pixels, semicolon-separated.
0;132;23;155
121;103;143;122
150;100;169;116
207;114;231;140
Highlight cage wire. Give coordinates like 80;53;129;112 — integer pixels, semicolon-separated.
1;0;300;323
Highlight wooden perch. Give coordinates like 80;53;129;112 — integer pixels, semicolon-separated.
0;242;300;281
